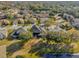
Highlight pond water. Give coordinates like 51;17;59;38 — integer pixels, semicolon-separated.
42;53;79;58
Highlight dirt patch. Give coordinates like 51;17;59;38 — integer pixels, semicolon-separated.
0;45;6;58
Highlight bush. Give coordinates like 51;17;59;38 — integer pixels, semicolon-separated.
45;32;63;42
6;13;14;20
17;19;24;25
16;55;25;58
44;31;72;43
60;24;72;30
18;31;33;41
29;42;73;58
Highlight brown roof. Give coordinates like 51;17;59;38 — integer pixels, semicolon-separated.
34;13;49;18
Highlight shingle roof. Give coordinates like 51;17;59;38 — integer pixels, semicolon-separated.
32;25;42;33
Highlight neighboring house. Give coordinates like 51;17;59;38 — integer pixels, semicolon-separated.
47;24;66;32
71;18;79;29
0;29;8;40
7;8;19;15
11;24;22;30
32;24;47;38
32;24;42;38
57;13;75;23
39;24;47;33
23;25;32;31
55;19;65;24
60;13;75;23
40;18;49;24
14;14;24;19
0;12;7;20
0;33;5;40
10;27;26;39
54;14;62;20
34;13;49;18
28;17;37;24
18;9;30;15
39;24;45;28
58;13;79;30
0;19;10;26
33;8;50;14
13;18;24;25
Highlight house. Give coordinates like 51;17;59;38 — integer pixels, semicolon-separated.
0;33;5;40
34;13;49;18
58;13;79;30
14;14;24;19
11;24;22;30
38;13;49;18
10;27;26;39
47;24;66;32
0;12;7;20
32;24;42;38
71;18;79;29
7;8;19;15
0;19;10;26
34;8;50;14
54;14;62;20
39;18;49;24
59;13;75;22
0;29;8;40
13;18;24;25
18;9;30;15
28;17;37;24
39;24;45;27
32;24;47;38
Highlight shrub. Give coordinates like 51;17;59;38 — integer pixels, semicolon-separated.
60;24;72;30
6;13;14;20
16;55;25;58
29;42;73;58
18;31;33;41
45;32;63;42
44;31;72;43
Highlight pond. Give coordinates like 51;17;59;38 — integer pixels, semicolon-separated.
42;53;77;58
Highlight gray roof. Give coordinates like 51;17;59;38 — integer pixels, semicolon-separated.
10;27;26;39
71;18;79;29
0;33;5;40
32;25;42;33
63;13;74;21
14;27;26;34
74;18;79;23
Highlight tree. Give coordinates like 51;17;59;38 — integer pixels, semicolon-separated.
18;31;33;41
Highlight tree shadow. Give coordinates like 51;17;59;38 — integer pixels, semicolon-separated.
6;41;24;57
29;41;74;58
